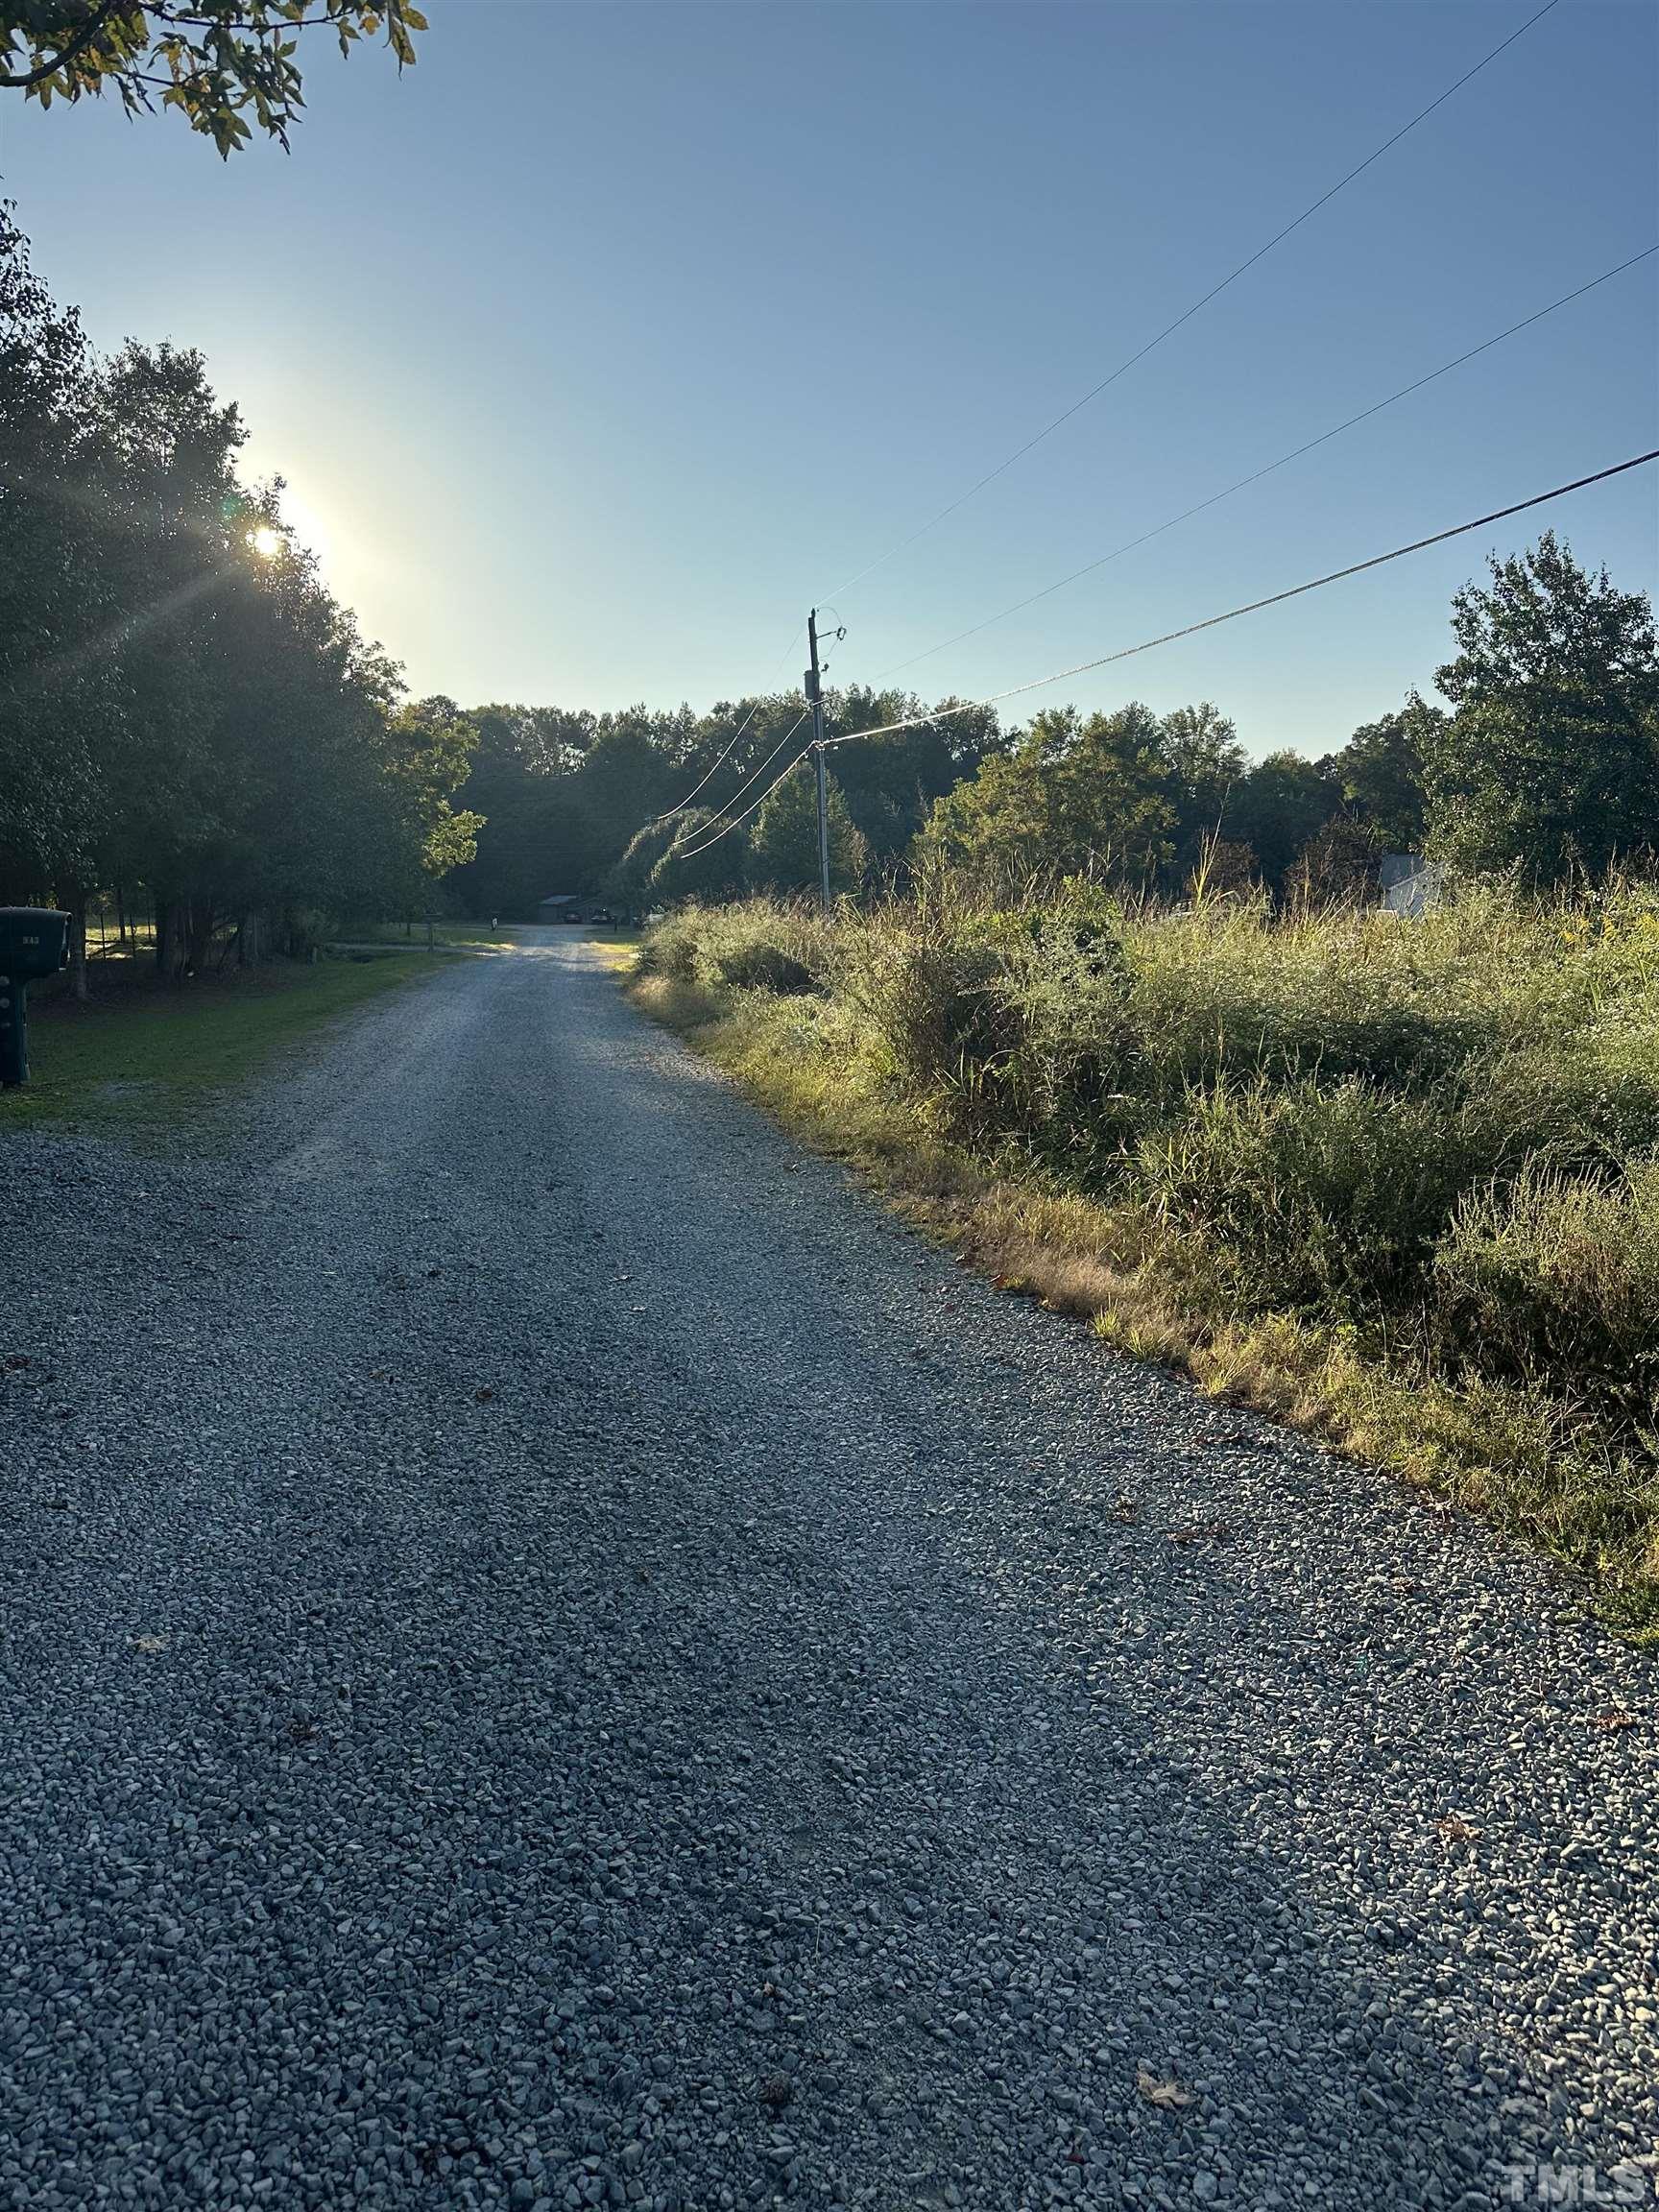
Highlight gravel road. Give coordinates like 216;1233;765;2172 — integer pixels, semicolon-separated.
2;930;1655;2212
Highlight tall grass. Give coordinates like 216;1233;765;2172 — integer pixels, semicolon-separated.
634;881;1659;1625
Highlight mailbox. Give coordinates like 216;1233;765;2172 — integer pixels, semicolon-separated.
0;908;70;1088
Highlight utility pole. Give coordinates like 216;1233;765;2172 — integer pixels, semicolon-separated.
805;607;831;912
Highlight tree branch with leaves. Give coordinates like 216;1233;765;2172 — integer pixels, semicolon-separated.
1;0;425;154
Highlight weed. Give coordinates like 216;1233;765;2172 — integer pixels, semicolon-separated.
629;883;1659;1628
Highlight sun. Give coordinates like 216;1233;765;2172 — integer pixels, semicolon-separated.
249;524;284;559
275;488;332;570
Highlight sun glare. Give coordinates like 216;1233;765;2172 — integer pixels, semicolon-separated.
249;524;284;559
276;488;332;571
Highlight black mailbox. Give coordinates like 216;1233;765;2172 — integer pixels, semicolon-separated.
0;908;70;1088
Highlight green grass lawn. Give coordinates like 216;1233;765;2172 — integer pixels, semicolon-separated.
585;928;642;970
3;952;430;1140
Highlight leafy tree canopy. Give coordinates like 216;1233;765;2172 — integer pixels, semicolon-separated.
0;207;480;969
1154;701;1249;871
1435;531;1656;709
1287;814;1382;910
1227;751;1344;891
918;704;1180;889
385;694;483;884
749;763;866;898
1332;692;1440;854
0;0;425;154
1422;533;1659;883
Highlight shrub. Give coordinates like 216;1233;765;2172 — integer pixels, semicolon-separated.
1122;902;1486;1101
836;885;1134;1150
837;916;1015;1125
1470;1014;1659;1172
635;904;706;982
638;898;829;997
1138;1078;1470;1310
711;939;816;995
634;878;1659;1616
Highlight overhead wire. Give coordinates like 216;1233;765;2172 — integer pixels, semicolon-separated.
817;450;1659;747
663;613;850;830
872;246;1658;685
671;706;814;856
817;0;1562;608
652;621;807;825
658;448;1658;859
665;0;1580;847
656;695;769;822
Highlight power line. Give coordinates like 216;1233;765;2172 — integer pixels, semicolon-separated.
653;621;807;825
818;0;1562;608
657;695;769;822
875;244;1658;684
673;707;814;857
819;450;1659;748
671;619;849;859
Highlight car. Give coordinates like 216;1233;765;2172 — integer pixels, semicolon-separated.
589;907;615;926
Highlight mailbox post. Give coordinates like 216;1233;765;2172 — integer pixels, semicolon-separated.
0;909;70;1088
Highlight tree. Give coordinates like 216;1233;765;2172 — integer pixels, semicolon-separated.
1186;835;1257;902
571;715;679;866
86;338;254;964
1331;693;1439;853
1421;533;1659;883
448;709;575;920
637;811;749;903
817;686;1000;875
1227;751;1343;893
384;695;483;942
1286;815;1382;910
1155;701;1248;879
0;210;479;976
1;0;425;155
444;685;998;909
749;764;866;897
0;203;110;898
918;704;1174;887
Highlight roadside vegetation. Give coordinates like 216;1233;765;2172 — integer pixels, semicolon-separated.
634;880;1659;1631
625;525;1659;1626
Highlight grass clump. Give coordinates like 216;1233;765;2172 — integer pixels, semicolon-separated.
637;898;830;999
631;878;1659;1630
1432;1159;1659;1415
1139;1078;1470;1310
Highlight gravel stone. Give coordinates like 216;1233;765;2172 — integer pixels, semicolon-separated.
0;931;1655;2210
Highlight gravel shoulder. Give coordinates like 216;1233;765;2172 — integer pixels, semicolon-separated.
1;928;1654;2211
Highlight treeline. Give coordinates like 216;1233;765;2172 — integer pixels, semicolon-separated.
11;196;1650;958
0;208;479;981
451;683;1380;918
456;533;1657;918
922;532;1658;900
448;690;1001;918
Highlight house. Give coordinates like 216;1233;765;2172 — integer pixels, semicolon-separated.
1379;854;1445;917
537;894;583;922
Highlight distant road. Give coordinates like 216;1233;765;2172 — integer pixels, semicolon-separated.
1;928;1652;2209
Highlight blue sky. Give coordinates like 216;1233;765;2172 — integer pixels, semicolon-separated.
3;0;1655;757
